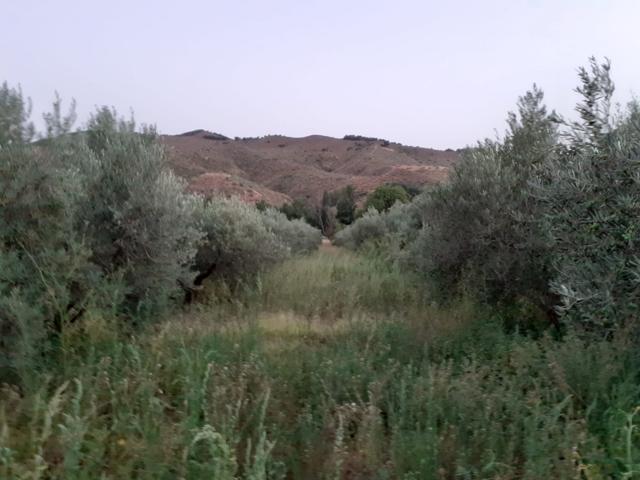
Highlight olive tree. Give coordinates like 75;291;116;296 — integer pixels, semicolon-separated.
0;82;35;147
76;108;202;313
533;58;640;334
410;86;557;316
192;197;288;292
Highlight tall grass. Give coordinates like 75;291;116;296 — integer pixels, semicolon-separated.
1;250;639;479
260;249;424;320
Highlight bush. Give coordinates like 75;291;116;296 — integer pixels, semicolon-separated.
334;208;385;250
362;184;409;213
194;197;288;288
194;198;322;294
279;199;319;227
335;185;356;225
260;207;322;255
335;194;423;262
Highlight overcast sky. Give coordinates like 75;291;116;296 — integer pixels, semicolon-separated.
3;0;639;149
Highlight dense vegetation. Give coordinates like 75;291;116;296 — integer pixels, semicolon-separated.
2;249;639;479
337;58;640;335
2;58;640;479
0;84;321;385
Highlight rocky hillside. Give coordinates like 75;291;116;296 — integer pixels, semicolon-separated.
162;130;459;205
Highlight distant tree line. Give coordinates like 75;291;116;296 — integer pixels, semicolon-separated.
343;134;391;146
275;183;418;237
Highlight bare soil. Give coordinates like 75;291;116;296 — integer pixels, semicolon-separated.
162;130;459;205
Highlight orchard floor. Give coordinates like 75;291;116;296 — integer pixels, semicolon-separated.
2;249;639;479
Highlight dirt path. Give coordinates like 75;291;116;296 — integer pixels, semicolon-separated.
319;237;339;254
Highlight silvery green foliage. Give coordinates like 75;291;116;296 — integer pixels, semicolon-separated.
411;86;557;308
260;207;322;255
42;92;77;139
77;109;202;312
0;101;205;376
195;197;289;285
334;200;422;265
334;208;386;250
0;141;91;379
533;59;640;333
0;82;35;147
86;106;156;153
383;199;424;253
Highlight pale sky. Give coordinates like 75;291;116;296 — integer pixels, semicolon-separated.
3;0;639;149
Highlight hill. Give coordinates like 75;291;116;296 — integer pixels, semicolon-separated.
161;130;459;205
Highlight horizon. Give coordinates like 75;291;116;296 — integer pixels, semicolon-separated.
164;129;464;150
4;0;640;150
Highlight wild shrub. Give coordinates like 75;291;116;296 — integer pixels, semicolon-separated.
260;207;322;255
335;185;356;225
194;197;288;289
279;199;320;229
334;208;385;250
334;200;421;259
362;184;410;213
192;200;321;298
1;92;201;378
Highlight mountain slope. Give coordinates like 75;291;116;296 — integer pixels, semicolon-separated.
162;130;459;205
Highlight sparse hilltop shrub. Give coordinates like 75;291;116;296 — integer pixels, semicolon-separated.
343;134;389;144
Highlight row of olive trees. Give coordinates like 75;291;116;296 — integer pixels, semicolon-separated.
336;58;640;335
0;82;321;382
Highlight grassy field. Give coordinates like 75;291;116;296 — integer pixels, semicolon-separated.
2;249;640;479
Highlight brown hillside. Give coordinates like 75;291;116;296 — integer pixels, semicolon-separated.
161;130;458;205
188;172;292;206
